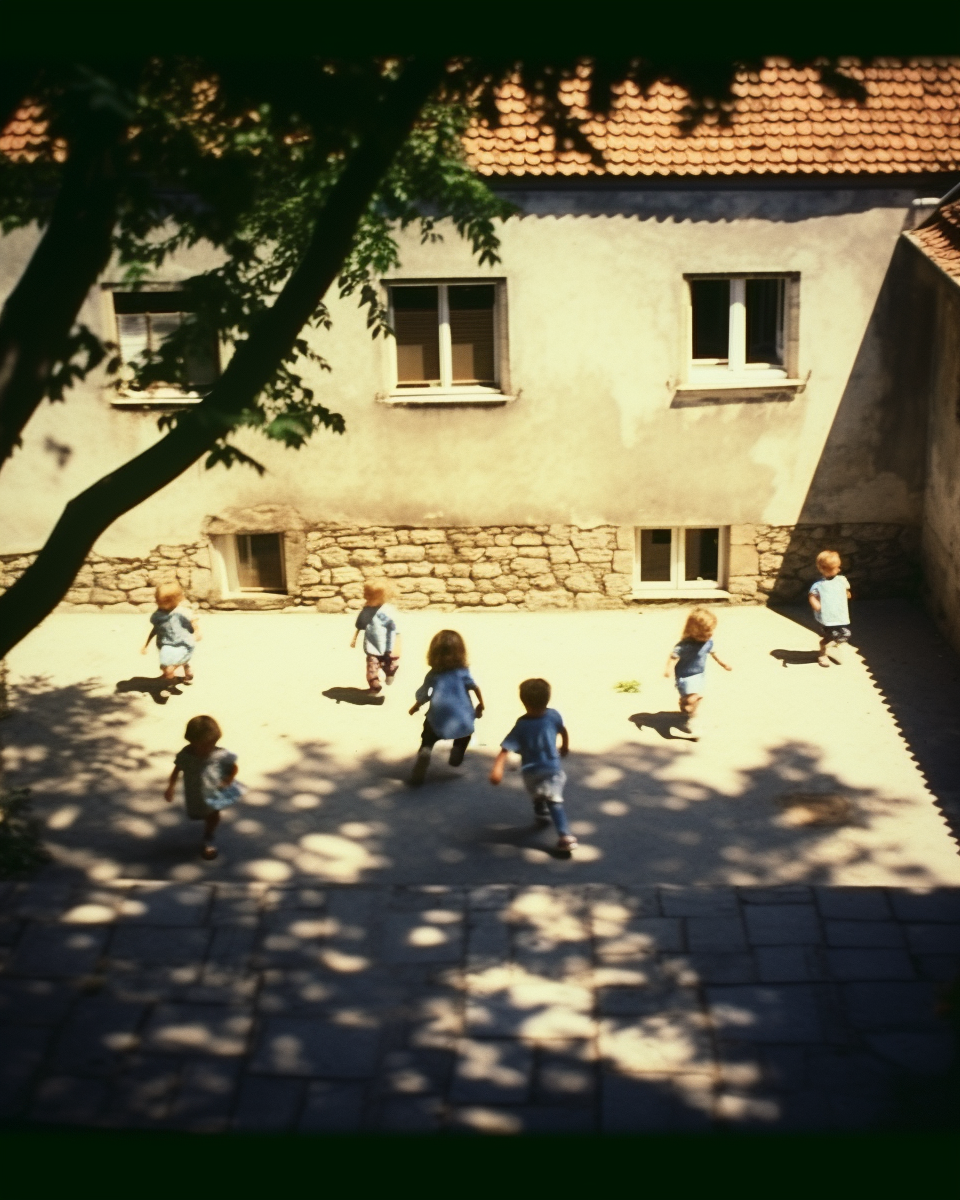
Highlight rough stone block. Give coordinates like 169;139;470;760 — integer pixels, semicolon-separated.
578;549;614;564
384;545;425;562
471;562;500;579
425;546;455;562
316;598;346;613
408;530;447;545
549;546;578;564
330;566;364;584
512;532;543;546
564;572;600;593
513;557;552;576
348;549;381;566
482;593;507;606
604;574;632;596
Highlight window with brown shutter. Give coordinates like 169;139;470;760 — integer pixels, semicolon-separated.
112;291;219;392
449;285;495;385
388;282;501;395
393;286;441;385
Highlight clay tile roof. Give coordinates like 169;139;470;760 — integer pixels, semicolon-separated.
464;57;960;178
909;200;960;283
0;103;52;160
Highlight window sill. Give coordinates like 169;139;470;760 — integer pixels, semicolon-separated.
378;387;512;407
629;587;732;600
111;390;205;408
671;378;806;408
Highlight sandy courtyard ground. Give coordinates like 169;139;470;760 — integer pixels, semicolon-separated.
5;603;959;889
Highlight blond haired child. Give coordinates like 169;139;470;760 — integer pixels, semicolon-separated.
808;550;853;668
490;678;577;853
664;607;732;739
163;715;241;860
142;582;199;683
350;580;401;695
407;630;484;785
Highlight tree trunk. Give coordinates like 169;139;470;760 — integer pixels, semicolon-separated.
0;109;126;467
0;59;443;659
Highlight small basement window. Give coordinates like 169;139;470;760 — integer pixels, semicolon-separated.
634;527;727;594
210;533;287;596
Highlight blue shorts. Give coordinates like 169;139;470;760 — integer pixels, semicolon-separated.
159;644;193;667
676;673;705;697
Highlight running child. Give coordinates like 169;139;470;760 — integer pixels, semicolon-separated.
350;580;400;695
808;550;853;667
664;607;732;739
489;677;577;853
407;630;483;785
142;582;199;684
164;715;242;861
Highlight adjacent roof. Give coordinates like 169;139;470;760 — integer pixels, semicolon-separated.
909;201;960;283
465;58;960;178
0;104;50;159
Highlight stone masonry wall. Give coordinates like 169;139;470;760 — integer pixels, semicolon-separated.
0;520;919;615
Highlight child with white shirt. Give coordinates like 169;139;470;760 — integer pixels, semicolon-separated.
808;550;853;668
350;580;401;695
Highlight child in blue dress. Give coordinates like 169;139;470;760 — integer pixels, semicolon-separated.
142;582;200;684
350;580;401;694
164;715;242;860
664;608;732;739
407;630;484;786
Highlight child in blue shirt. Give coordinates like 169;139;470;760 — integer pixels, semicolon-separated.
408;630;484;785
163;715;241;861
664;607;732;739
808;550;853;668
350;580;401;694
142;582;199;684
489;677;576;853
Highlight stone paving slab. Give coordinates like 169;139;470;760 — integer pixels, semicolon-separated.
0;879;955;1133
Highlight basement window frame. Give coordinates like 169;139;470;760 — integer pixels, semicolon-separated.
379;278;511;406
631;526;731;598
210;533;288;597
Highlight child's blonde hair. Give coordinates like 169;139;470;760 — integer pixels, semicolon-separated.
427;630;467;672
185;715;221;744
363;579;394;606
816;550;842;573
682;607;717;642
155;581;184;608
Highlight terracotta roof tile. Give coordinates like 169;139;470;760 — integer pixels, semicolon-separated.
465;58;960;178
910;200;960;282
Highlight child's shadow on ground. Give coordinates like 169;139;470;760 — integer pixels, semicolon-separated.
115;676;181;705
770;649;833;668
322;686;385;707
628;711;689;740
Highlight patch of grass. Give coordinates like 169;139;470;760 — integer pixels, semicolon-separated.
0;787;50;878
613;679;641;694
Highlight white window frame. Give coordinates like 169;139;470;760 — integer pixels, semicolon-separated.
632;526;730;598
210;534;287;597
686;274;793;386
380;278;510;406
103;284;222;407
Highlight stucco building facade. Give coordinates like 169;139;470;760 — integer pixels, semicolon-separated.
2;60;960;616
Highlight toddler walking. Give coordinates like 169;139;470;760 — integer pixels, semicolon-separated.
489;678;577;853
808;550;852;667
664;607;732;739
408;630;484;785
163;715;242;860
350;580;400;695
142;582;199;684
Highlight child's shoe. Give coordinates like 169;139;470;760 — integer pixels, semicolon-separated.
201;842;218;860
532;799;551;826
449;744;467;767
557;835;578;853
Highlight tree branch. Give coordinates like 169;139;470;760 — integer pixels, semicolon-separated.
0;102;125;467
0;58;444;659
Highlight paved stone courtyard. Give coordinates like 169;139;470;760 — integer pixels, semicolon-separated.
1;601;959;1131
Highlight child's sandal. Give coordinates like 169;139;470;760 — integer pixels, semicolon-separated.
557;835;578;852
201;844;218;860
817;655;830;668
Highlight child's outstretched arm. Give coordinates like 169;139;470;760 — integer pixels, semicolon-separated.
192;615;202;642
808;590;821;613
489;748;509;785
663;652;679;678
141;627;157;655
163;766;180;803
471;684;485;719
350;629;359;648
710;651;733;672
558;725;569;757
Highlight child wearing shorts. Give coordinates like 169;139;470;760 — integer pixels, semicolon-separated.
350;580;400;695
407;630;484;785
808;550;853;667
489;677;577;853
664;607;732;739
142;582;199;684
164;715;242;860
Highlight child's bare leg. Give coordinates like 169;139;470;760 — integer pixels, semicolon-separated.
160;665;178;682
182;663;194;682
201;812;220;859
818;637;832;667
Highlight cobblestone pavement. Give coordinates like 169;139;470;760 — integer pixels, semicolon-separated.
0;878;957;1133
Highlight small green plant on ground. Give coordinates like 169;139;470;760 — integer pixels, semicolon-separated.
613;680;641;694
0;787;49;878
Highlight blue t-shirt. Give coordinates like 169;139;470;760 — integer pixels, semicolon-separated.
415;667;478;740
501;708;565;774
673;638;713;679
809;575;850;627
355;604;398;655
151;605;195;649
